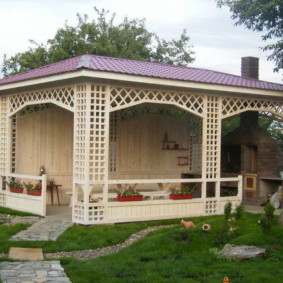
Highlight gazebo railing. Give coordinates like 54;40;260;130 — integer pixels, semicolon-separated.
0;173;47;216
73;176;242;224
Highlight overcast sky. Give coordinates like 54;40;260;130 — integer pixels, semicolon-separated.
0;0;282;83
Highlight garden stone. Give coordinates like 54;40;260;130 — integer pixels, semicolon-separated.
220;244;266;259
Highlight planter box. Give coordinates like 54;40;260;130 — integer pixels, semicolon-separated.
10;187;24;194
117;195;144;202
170;193;193;200
27;190;42;196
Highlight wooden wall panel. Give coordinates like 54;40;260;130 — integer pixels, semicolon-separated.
115;113;191;179
16;108;73;203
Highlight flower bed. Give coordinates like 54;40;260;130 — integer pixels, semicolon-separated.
27;190;42;196
10;187;24;194
117;195;144;202
170;193;193;200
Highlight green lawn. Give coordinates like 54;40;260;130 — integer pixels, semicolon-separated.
1;208;283;282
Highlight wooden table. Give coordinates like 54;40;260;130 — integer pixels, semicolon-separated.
47;184;61;205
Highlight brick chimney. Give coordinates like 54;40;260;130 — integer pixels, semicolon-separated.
241;56;259;79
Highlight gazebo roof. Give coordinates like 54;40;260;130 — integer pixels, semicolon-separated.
0;54;282;91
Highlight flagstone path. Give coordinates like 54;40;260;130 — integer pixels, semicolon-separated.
10;218;73;241
0;261;71;283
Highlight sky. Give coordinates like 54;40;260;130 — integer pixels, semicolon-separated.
0;0;282;84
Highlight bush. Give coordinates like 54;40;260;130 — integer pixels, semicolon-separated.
258;202;275;234
224;202;232;221
235;202;244;220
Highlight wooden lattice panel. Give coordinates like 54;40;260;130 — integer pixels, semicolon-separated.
205;200;218;215
109;112;117;172
222;96;283;119
0;96;8;174
11;116;17;173
0;192;6;206
110;87;204;117
74;85;88;181
88;204;105;222
204;96;221;179
89;84;110;181
9;86;75;116
73;204;85;222
189;117;202;172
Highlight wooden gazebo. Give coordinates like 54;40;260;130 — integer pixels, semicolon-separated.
0;55;282;224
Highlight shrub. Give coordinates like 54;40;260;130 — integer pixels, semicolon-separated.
235;202;244;220
258;202;275;234
224;201;232;221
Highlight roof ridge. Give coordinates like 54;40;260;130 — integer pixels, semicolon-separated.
87;54;282;85
0;55;84;80
77;54;92;69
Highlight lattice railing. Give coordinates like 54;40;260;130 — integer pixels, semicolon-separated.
0;192;6;206
9;86;75;116
74;85;88;181
11;116;17;173
222;96;283;119
204;96;221;179
110;87;204;117
109;112;117;172
0;96;8;174
89;84;110;181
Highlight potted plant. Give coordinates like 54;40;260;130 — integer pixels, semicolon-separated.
170;185;196;200
24;182;42;196
117;187;144;201
6;179;24;193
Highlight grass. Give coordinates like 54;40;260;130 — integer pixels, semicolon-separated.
0;206;39;217
60;214;283;283
1;208;283;282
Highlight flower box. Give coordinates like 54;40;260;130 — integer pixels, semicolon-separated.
170;193;193;200
117;195;144;202
27;190;42;196
10;187;24;194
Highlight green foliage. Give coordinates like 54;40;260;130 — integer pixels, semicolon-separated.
235;202;244;220
217;0;283;73
222;115;283;146
6;179;23;189
224;201;232;220
221;116;240;136
2;7;195;77
259;118;283;148
258;203;275;234
170;184;196;195
23;182;42;191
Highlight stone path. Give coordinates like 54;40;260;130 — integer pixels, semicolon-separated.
0;215;41;226
0;261;71;283
45;224;176;260
10;218;73;241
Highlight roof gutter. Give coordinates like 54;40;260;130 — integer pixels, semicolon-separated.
0;69;282;98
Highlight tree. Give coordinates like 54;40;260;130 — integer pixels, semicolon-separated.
2;8;195;77
217;0;283;73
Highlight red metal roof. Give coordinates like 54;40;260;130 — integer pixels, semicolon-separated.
0;54;282;91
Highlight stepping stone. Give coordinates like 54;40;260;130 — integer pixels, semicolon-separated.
220;244;266;259
8;247;43;261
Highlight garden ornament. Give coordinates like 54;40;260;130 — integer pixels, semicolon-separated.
223;277;229;283
181;219;196;228
39;165;46;176
270;185;283;209
202;223;211;231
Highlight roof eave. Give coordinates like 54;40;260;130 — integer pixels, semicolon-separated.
0;69;282;98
